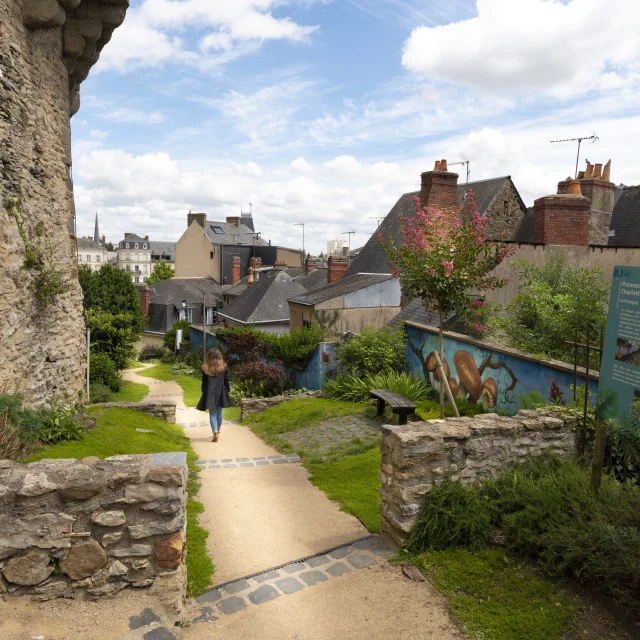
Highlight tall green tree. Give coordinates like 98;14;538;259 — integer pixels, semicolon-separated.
146;261;174;285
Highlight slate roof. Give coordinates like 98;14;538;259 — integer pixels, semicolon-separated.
514;207;535;243
204;220;268;246
294;268;328;291
118;234;149;248
149;278;225;306
224;267;305;300
609;186;640;247
219;270;307;324
150;241;176;261
387;298;461;331
289;273;393;306
345;177;525;278
77;238;104;250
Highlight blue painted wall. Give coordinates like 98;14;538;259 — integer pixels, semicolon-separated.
405;324;598;414
189;327;337;391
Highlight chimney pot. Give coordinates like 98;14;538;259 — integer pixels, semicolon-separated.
568;180;582;196
585;164;594;179
434;160;441;171
305;257;318;275
440;159;448;171
247;267;255;286
593;163;603;179
533;193;590;246
420;161;459;213
144;235;149;241
602;159;612;182
577;171;585;180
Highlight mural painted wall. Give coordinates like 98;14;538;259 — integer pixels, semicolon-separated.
189;326;337;391
405;323;598;415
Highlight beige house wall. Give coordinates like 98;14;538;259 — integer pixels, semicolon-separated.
175;222;216;279
485;244;640;307
276;247;304;268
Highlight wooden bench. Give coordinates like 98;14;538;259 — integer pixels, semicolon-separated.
370;389;416;425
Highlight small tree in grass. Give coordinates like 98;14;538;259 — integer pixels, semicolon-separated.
381;191;513;417
146;261;174;285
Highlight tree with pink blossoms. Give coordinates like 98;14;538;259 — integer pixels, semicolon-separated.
380;190;513;418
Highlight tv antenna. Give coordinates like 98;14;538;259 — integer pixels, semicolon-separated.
550;133;599;178
341;231;355;258
448;157;471;184
369;217;384;228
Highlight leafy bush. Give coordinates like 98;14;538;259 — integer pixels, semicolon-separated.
138;343;166;361
170;361;199;377
164;320;191;350
216;327;268;363
39;399;84;444
0;411;24;461
86;310;139;371
90;352;122;392
234;362;285;398
324;372;429;403
416;396;486;420
161;351;177;364
408;455;640;617
89;383;112;404
262;325;327;366
334;325;407;377
229;385;247;407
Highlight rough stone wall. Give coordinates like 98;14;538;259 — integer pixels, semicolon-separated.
0;452;187;619
240;392;322;420
380;409;577;547
484;179;526;241
93;402;177;424
0;0;128;406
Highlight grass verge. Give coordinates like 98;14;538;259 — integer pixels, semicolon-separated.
110;381;149;403
25;407;214;597
411;548;578;640
137;363;201;406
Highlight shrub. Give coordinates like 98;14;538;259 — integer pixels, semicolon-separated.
38;399;84;444
90;352;122;392
234;362;285;398
229;385;247;407
164;320;191;350
86;310;140;371
0;392;47;444
262;325;327;366
171;361;199;377
138;343;166;361
324;372;429;404
89;383;112;404
216;327;268;363
161;351;177;364
0;411;24;461
334;325;407;377
416;397;485;421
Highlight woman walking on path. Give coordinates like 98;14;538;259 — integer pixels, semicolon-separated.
197;348;231;442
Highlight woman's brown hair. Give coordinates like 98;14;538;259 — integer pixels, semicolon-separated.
202;348;226;376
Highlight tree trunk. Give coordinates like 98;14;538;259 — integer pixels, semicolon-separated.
591;417;607;493
438;300;445;420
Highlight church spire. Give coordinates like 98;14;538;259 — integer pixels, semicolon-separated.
93;208;100;244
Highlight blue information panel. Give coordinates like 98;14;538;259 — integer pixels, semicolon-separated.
598;265;640;420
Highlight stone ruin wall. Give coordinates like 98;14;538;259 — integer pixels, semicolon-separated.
380;409;577;547
0;0;128;405
0;452;188;620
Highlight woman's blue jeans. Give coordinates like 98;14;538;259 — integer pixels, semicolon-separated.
209;407;223;433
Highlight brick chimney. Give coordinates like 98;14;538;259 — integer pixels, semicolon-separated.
230;255;241;285
305;256;318;275
138;286;150;317
274;260;287;271
187;211;207;229
144;235;149;241
226;216;241;227
249;256;262;271
534;181;591;246
557;159;615;244
419;159;460;214
328;256;349;284
124;232;132;238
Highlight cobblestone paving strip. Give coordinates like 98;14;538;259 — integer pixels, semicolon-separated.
187;536;393;626
195;454;301;468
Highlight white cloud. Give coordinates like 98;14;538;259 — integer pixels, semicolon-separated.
97;0;319;73
289;157;314;174
89;129;109;140
402;0;640;98
98;107;166;125
238;161;263;177
324;155;363;176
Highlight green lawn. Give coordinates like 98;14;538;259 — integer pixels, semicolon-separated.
110;381;149;403
137;363;201;406
25;407;214;597
410;549;578;640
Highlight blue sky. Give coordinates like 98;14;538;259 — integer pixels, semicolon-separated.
72;0;640;254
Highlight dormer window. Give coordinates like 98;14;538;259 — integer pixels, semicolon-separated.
126;243;130;249
135;243;139;249
143;244;147;249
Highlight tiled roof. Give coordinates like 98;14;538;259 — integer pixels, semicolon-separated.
149;278;225;306
118;234;149;247
150;241;176;261
204;221;268;246
289;273;393;306
294;268;328;291
609;185;640;247
513;207;535;243
77;238;104;250
387;298;461;331
219;270;307;324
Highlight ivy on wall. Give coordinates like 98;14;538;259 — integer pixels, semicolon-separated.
6;185;67;308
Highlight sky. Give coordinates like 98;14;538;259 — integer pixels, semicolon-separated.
72;0;640;255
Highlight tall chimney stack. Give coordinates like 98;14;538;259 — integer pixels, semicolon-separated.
187;212;207;229
419;159;459;214
327;256;349;284
230;255;241;285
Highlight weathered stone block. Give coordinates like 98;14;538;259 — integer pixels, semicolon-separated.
19;473;57;497
91;510;126;527
155;535;183;570
60;539;107;579
146;466;184;487
2;550;53;586
23;0;66;29
128;515;185;540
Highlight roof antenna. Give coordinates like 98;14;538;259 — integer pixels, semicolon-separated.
448;156;471;183
550;133;599;178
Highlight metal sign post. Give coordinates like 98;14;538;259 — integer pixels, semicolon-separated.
86;329;91;403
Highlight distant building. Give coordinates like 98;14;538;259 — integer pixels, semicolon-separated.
76;238;107;271
117;233;152;284
150;242;176;269
326;238;344;256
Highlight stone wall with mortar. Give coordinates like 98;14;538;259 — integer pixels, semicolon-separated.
484;179;526;241
0;452;187;620
93;402;177;424
380;409;577;547
0;0;128;406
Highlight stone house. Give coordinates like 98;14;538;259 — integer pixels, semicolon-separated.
76;237;107;271
175;212;303;283
117;233;152;284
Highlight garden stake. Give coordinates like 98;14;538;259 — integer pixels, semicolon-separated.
433;351;460;418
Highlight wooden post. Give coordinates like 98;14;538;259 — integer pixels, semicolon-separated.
433;351;460;418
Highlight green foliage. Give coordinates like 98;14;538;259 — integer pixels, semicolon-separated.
109;381;149;403
234;361;285;398
89;352;122;392
408;478;493;553
89;383;112;404
38;399;84;444
262;325;327;366
412;549;578;640
170;361;199;377
146;260;174;285
334;325;407;377
86;310;139;372
6;185;67;308
605;400;640;483
407;455;640;616
499;256;609;366
138;343;166;361
164;320;191;350
137;363;201;407
324;371;430;404
416;396;485;421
